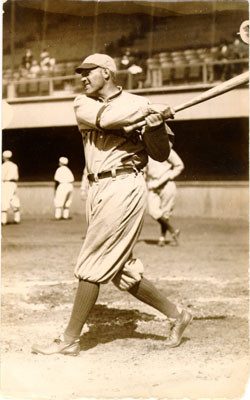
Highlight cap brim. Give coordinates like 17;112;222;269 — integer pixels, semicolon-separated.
75;63;98;73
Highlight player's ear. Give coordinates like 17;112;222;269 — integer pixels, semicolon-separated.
102;68;111;80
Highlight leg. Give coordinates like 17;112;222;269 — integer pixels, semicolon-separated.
13;208;21;224
128;277;180;319
55;207;62;220
157;217;168;246
32;280;99;355
1;211;8;225
128;277;192;347
62;207;70;219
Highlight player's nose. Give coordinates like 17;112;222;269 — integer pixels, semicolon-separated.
81;76;88;84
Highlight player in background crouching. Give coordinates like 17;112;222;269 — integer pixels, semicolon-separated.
54;157;74;220
1;150;21;225
146;147;184;246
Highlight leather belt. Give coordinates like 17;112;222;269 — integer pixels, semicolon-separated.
87;167;140;182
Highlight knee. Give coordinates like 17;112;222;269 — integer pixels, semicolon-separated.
112;258;144;291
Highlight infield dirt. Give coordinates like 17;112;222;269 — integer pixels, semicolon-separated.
1;214;249;400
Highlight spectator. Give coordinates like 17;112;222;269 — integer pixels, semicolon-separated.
120;48;134;70
128;63;144;89
28;60;41;79
21;48;33;71
40;49;56;76
21;48;33;77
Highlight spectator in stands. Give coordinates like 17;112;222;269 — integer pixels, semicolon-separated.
22;49;33;70
40;49;56;76
28;60;41;79
128;63;144;88
119;48;134;70
21;48;33;77
218;42;235;80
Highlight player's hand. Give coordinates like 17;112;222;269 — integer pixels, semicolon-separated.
145;113;164;130
148;103;175;119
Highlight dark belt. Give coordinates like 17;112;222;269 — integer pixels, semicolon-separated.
3;179;16;182
87;167;140;182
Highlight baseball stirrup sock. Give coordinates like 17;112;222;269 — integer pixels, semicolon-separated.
128;277;180;319
64;280;99;342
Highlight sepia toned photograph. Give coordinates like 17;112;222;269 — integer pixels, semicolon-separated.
1;1;249;399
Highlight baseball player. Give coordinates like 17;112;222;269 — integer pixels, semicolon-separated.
146;148;184;246
54;157;74;220
32;53;192;356
1;150;21;225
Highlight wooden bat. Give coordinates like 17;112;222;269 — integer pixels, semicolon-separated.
124;70;249;133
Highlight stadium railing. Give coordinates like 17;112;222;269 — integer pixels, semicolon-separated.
2;59;249;99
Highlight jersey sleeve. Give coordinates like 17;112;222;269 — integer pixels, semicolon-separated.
74;93;151;131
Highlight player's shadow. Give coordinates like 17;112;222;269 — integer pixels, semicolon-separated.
137;238;172;245
79;304;168;351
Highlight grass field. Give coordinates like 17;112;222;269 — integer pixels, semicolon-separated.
1;214;249;400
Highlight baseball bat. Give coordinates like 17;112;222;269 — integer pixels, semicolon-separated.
124;70;249;133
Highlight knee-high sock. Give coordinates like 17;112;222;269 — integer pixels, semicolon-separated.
128;277;180;319
157;217;168;235
64;280;99;342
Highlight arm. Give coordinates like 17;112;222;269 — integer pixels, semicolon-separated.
167;150;184;180
74;94;174;132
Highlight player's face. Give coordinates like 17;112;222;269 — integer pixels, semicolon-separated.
81;67;106;97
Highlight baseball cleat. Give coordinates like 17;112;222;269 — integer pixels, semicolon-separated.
31;336;80;356
165;310;193;348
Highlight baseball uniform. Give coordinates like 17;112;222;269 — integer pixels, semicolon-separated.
31;55;193;357
54;158;74;220
73;88;152;288
146;149;184;245
1;154;21;224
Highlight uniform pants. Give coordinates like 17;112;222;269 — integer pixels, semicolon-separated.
74;172;147;290
148;181;176;220
1;182;20;212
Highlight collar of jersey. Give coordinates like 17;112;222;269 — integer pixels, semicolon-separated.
97;86;122;102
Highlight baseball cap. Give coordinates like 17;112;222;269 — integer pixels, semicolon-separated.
3;150;12;159
75;53;117;74
59;157;68;165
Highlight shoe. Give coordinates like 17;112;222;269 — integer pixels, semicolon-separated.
165;310;193;348
157;236;165;247
171;229;180;245
31;335;80;356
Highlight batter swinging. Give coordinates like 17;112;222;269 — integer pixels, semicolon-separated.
32;54;193;356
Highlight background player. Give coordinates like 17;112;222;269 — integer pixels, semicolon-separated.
1;150;21;225
54;156;74;220
146;147;184;246
32;53;193;356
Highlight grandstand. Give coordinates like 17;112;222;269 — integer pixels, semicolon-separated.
2;0;249;218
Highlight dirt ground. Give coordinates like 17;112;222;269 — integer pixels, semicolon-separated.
1;213;249;400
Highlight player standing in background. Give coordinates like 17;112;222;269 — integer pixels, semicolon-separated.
146;148;184;246
54;157;74;220
32;53;193;356
1;150;21;225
